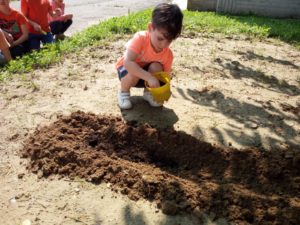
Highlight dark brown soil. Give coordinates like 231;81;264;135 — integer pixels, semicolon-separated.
21;111;300;225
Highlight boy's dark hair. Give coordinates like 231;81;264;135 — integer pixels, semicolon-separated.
152;3;183;41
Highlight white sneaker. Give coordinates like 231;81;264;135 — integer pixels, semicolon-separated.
118;91;132;109
143;89;163;107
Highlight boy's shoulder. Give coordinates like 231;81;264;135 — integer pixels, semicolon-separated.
0;8;21;18
133;30;149;39
9;8;27;20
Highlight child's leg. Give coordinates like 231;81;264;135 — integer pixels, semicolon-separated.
118;65;140;92
49;21;62;35
28;33;42;51
0;30;12;62
41;32;54;45
143;62;164;107
60;20;73;34
117;65;140;109
147;62;163;74
9;43;28;59
120;73;140;92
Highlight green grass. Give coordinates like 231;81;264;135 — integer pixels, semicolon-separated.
1;10;299;80
184;11;300;45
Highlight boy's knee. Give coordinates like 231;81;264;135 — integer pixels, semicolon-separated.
120;73;141;89
121;73;139;84
148;62;163;73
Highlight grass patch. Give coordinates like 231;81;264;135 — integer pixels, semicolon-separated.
184;11;300;45
1;10;299;80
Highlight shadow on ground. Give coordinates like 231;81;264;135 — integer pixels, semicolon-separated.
175;85;299;149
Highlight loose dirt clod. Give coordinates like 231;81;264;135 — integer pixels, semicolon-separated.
22;111;300;224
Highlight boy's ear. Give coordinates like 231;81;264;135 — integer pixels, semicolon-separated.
148;22;153;31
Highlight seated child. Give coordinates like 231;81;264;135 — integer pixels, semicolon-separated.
0;0;29;59
21;0;60;50
115;3;183;109
0;28;12;64
48;0;73;41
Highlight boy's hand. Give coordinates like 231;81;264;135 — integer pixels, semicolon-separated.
4;33;14;44
147;75;160;88
54;8;62;17
32;22;42;32
63;14;73;21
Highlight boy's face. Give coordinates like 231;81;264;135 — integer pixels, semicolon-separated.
0;0;9;6
149;24;171;53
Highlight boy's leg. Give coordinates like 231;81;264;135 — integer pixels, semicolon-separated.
0;30;12;62
147;62;163;74
28;33;42;51
143;62;164;107
117;66;140;109
0;52;7;65
60;19;73;34
49;21;61;35
120;73;140;92
41;32;54;45
9;43;28;59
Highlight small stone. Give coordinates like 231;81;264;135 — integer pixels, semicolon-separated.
37;170;43;179
249;122;259;129
161;201;179;215
83;85;88;91
22;219;31;225
18;173;25;179
142;175;158;184
193;206;203;218
9;198;17;205
75;188;80;193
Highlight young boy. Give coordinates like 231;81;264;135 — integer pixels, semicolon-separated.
0;28;12;64
0;0;29;59
48;0;73;41
21;0;59;50
115;3;183;110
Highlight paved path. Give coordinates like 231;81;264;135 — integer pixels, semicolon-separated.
11;0;182;35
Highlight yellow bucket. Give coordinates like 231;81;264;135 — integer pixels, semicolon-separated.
145;72;171;103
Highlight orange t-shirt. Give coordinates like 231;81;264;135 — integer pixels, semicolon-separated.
115;31;173;73
0;8;28;40
21;0;52;34
0;29;10;49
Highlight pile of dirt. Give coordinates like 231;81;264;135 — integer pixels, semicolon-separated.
21;111;300;224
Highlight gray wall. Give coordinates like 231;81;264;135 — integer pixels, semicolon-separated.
187;0;300;18
187;0;217;11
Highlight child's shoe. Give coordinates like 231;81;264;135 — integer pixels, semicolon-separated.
118;91;132;109
143;89;163;107
54;34;66;41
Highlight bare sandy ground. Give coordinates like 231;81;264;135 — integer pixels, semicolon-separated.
0;33;299;224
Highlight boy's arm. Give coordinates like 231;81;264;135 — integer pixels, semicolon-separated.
11;24;28;47
49;8;62;18
2;30;14;44
20;0;42;32
62;14;73;21
124;49;160;88
27;19;42;32
0;30;12;61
